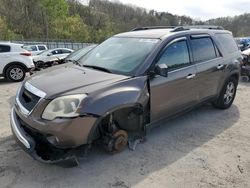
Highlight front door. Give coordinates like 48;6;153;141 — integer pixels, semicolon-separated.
150;37;198;122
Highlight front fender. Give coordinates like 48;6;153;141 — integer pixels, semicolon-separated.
80;76;149;116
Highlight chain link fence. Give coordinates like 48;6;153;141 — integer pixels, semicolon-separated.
10;39;95;50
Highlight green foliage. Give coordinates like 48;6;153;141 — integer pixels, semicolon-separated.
0;17;19;40
51;15;90;42
39;0;69;20
0;0;250;43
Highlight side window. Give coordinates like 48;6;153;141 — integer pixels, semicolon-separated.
0;45;11;53
38;46;46;50
215;33;239;54
61;49;72;54
52;50;60;55
190;37;217;62
157;40;190;70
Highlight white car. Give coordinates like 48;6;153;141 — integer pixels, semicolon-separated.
23;44;48;55
32;48;73;68
242;48;250;56
0;42;34;82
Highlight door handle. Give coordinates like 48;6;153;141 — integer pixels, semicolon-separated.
186;74;196;79
217;64;224;70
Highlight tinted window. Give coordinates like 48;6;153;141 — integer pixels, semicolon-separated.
61;49;72;53
51;50;61;55
38;46;46;50
157;40;190;70
0;45;11;53
191;37;217;62
215;33;239;54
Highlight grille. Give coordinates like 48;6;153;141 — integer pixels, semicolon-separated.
18;87;41;112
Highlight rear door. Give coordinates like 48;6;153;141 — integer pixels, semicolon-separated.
190;35;224;101
150;37;198;122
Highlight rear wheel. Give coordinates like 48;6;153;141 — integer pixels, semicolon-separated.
213;77;238;109
6;65;26;82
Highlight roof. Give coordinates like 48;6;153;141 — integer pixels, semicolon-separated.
115;26;230;40
0;42;23;46
115;29;173;39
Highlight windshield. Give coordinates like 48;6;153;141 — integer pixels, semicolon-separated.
23;46;36;51
67;45;96;61
78;37;159;76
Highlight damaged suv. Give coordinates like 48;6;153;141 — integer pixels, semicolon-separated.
11;26;241;164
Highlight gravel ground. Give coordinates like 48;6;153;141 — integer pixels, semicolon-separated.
0;77;250;188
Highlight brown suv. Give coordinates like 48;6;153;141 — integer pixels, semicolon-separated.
11;26;242;164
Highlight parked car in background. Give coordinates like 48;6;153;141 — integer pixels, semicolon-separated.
0;42;34;82
32;48;73;69
241;48;250;80
62;44;97;64
235;37;250;51
11;26;241;164
23;44;48;55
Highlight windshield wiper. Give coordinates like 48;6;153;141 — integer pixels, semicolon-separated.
69;59;82;67
82;65;112;73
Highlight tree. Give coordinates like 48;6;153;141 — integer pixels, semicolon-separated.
38;0;69;39
0;17;18;40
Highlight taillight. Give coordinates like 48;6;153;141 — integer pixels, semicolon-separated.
20;52;31;56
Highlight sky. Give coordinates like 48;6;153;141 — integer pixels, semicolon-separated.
81;0;250;21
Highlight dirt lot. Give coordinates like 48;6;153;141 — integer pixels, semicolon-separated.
0;77;250;188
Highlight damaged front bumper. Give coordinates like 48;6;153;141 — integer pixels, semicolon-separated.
10;108;94;165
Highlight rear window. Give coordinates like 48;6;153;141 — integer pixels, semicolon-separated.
215;33;239;54
0;45;11;53
38;45;46;50
190;37;217;62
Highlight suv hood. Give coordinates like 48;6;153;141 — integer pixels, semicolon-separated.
27;64;129;99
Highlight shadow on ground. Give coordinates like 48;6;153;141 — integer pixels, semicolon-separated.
0;103;240;188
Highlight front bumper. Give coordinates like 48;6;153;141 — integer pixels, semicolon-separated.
11;107;97;164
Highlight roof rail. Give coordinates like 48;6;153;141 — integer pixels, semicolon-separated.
171;25;224;32
131;26;177;31
131;25;224;32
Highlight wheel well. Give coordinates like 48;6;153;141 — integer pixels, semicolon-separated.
3;62;28;77
231;73;239;82
92;105;148;140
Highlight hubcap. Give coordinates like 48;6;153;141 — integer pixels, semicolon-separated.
9;68;24;80
224;81;235;104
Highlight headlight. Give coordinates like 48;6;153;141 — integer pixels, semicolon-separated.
42;94;87;120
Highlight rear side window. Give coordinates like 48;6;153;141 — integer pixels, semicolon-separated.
215;33;239;54
0;45;11;53
61;49;72;53
190;37;217;62
38;46;46;50
157;40;190;70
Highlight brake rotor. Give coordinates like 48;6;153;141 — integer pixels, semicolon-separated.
107;130;128;154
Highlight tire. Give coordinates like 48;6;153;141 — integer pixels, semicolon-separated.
6;65;26;82
213;77;238;109
36;61;44;69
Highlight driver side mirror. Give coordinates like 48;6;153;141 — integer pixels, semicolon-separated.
47;53;52;56
154;64;168;77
